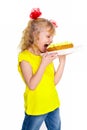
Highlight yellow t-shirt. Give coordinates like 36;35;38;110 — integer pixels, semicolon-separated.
18;50;60;115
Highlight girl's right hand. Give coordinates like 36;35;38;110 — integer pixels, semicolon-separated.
41;52;58;67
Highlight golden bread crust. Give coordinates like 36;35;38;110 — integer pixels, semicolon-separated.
47;42;73;51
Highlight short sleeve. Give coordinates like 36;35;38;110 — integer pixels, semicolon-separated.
17;51;30;76
18;52;29;63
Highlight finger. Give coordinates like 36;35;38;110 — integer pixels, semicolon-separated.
48;53;58;57
43;52;48;57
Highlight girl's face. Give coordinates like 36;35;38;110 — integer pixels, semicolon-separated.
35;28;53;53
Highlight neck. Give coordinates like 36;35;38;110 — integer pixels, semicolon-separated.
28;44;41;55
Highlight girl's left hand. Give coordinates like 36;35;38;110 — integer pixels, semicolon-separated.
58;55;66;63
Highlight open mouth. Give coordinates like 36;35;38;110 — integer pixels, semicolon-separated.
44;44;49;48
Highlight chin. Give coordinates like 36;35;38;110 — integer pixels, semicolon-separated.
41;47;47;53
40;50;45;53
41;49;47;53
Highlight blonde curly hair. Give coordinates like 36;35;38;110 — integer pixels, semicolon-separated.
19;18;55;52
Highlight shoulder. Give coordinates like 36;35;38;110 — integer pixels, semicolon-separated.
18;50;30;63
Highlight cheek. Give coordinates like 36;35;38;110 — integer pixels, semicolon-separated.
37;42;43;50
38;39;44;47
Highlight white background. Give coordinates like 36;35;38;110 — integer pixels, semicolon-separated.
0;0;87;130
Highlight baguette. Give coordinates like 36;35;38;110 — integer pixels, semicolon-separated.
47;42;74;52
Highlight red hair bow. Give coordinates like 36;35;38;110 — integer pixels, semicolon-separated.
50;19;58;28
29;8;42;19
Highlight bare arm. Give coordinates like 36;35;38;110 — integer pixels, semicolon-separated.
20;53;57;90
20;61;46;90
54;55;66;85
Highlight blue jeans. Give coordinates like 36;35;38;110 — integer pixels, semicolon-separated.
21;108;61;130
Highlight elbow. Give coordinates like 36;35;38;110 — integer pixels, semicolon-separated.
27;83;36;91
25;78;37;90
28;86;36;91
24;79;36;90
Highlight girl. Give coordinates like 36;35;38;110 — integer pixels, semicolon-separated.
18;8;66;130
